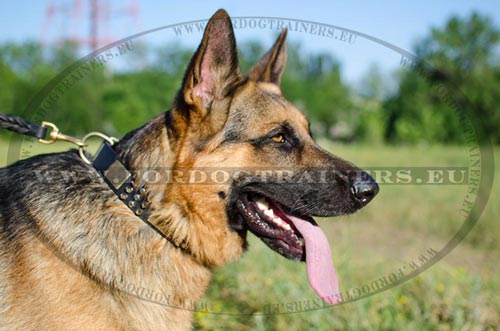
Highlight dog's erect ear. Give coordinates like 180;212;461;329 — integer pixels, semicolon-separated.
248;29;287;85
181;9;242;112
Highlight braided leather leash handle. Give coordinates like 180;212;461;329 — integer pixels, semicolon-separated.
0;112;47;139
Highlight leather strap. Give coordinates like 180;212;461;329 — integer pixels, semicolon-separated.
0;112;48;139
92;142;192;254
93;142;150;221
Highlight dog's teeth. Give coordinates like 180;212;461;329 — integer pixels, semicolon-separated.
254;198;293;232
271;217;292;231
264;209;275;218
256;198;269;211
274;217;284;226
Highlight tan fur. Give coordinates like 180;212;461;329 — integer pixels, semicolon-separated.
0;137;212;330
0;11;276;329
0;9;373;331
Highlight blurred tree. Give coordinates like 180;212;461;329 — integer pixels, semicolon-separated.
0;42;57;132
0;56;18;116
359;64;387;100
282;46;352;140
354;64;389;143
238;40;265;73
385;12;500;144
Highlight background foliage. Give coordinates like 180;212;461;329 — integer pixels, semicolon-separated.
1;13;499;144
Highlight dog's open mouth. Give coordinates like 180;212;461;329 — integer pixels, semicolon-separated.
238;193;306;260
236;192;341;304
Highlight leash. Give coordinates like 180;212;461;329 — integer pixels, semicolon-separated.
0;112;48;140
0;112;150;221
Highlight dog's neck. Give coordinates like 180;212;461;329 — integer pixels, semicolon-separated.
114;112;174;176
112;111;246;268
16;120;212;328
112;112;173;207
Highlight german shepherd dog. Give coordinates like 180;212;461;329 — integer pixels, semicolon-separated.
0;9;378;331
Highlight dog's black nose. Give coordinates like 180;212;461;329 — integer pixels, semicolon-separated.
350;175;379;206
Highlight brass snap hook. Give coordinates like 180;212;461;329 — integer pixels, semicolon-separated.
37;121;118;165
39;121;86;148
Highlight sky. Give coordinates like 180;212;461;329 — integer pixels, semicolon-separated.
1;0;500;85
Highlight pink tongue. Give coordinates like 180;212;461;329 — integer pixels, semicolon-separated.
287;215;341;304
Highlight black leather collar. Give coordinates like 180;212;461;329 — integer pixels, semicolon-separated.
92;142;192;255
92;142;150;221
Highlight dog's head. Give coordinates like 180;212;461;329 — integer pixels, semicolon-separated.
160;9;378;303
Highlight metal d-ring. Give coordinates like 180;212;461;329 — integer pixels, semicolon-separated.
78;132;119;164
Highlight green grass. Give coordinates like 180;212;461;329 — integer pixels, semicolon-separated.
194;143;500;331
1;138;499;330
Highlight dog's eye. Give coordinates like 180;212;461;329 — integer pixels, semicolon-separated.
271;134;286;144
